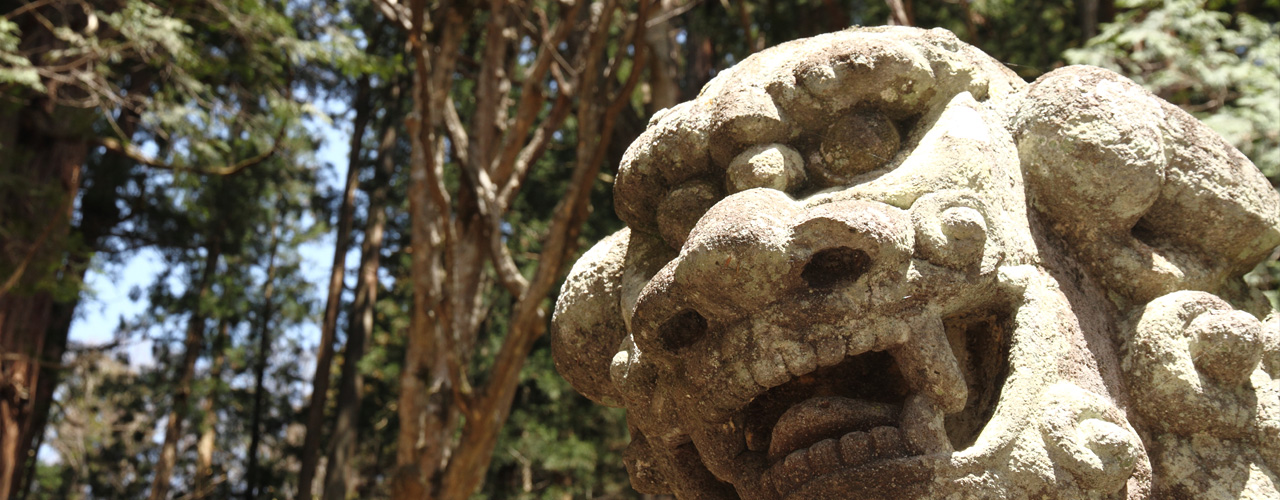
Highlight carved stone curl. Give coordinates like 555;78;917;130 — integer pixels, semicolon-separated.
551;26;1280;499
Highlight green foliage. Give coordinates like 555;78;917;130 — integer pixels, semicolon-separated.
40;353;157;499
1066;0;1280;182
481;343;634;500
1067;0;1280;308
18;1;1280;499
0;19;42;91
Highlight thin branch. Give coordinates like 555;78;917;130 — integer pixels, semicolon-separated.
371;0;413;30
456;144;529;297
0;209;63;300
885;0;913;26
498;92;571;209
4;0;57;20
490;0;583;187
550;60;573;96
443;96;472;168
514;2;561;81
473;0;511;173
733;0;759;52
95;128;285;176
647;0;705;27
0;353;70;371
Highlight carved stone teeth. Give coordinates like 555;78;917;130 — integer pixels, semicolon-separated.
847;326;878;355
759;470;779;500
869;425;907;458
814;336;845;367
760;438;843;498
779;340;818;377
725;362;763;407
845;317;909;358
807;437;843;471
839;430;875;466
750;349;791;388
900;393;953;455
771;448;813;495
717;316;959;463
893;315;967;413
766;427;913;497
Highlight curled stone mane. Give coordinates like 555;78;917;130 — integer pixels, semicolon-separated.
551;26;1280;499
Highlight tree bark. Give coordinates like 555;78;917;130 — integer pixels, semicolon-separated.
440;4;650;497
195;319;231;499
384;0;650;496
148;244;222;500
1080;0;1100;40
7;65;153;497
383;0;654;498
391;2;465;497
322;122;393;500
297;75;372;500
886;0;914;26
0;102;87;500
645;0;681;112
245;213;281;500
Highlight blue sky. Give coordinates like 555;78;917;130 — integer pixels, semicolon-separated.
42;104;358;463
67;106;355;368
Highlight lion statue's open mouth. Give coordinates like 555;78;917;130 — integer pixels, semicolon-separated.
551;26;1280;499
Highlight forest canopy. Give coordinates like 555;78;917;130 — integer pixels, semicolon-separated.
0;0;1276;499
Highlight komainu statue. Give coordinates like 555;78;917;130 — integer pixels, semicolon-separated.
550;26;1280;499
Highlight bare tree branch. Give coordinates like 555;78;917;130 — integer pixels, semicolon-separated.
886;0;913;26
646;0;703;27
452;125;530;297
443;96;472;168
498;92;572;210
0;210;64;301
371;0;413;30
95;127;285;176
490;0;583;187
734;0;759;53
473;0;511;174
3;0;58;20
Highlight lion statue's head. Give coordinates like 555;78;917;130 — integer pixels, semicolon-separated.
551;26;1280;499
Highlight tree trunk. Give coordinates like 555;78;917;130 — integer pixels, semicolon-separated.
322;123;392;500
385;0;651;497
1080;0;1100;40
0;101;88;500
645;0;681;113
0;297;54;500
391;3;464;497
195;319;231;499
148;244;222;500
886;0;914;26
10;265;79;500
7;68;151;496
297;75;371;500
245;214;281;500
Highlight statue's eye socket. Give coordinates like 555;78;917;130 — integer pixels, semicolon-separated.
657;181;721;250
801;247;871;289
812;109;902;187
658;309;709;352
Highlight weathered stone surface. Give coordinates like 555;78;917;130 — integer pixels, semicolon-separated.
550;26;1280;499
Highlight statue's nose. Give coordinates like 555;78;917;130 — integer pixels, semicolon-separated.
631;189;914;355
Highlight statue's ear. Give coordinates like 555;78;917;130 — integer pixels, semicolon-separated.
1014;66;1280;303
551;228;631;407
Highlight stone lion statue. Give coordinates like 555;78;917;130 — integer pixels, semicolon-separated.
550;26;1280;499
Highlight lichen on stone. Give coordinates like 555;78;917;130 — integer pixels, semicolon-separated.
551;26;1280;499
